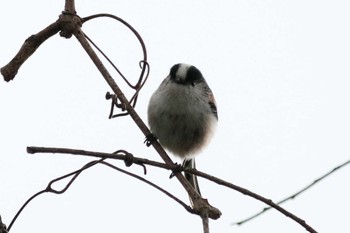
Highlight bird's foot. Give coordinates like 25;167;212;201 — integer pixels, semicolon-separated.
169;162;184;179
144;133;158;147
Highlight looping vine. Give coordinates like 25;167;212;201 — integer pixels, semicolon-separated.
81;14;150;118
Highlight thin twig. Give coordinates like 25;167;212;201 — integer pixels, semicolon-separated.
82;13;150;113
7;157;196;231
27;146;170;170
233;159;350;225
98;160;196;215
82;14;148;90
7;158;105;231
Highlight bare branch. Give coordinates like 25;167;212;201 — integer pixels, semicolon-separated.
7;158;104;231
98;160;196;215
201;211;209;233
27;146;318;233
189;169;318;233
7;157;197;231
1;21;61;81
1;5;83;82
233;159;350;226
64;0;76;14
27;146;170;170
82;14;150;114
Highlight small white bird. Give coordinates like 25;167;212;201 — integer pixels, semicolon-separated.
147;63;218;196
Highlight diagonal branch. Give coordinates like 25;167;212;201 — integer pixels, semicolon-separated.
1;21;61;81
189;169;318;233
1;0;80;82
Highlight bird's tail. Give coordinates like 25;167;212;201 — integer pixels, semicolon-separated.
183;158;201;201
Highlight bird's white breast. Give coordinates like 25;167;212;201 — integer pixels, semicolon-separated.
148;79;217;158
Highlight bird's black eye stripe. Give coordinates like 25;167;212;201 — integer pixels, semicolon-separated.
186;66;203;83
170;64;180;80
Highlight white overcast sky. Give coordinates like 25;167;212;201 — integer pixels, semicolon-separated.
1;1;350;233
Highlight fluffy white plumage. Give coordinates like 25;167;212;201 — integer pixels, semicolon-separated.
147;63;218;159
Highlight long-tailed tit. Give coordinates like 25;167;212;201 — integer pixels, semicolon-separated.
147;63;218;197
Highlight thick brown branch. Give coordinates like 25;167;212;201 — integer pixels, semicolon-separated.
1;21;61;81
1;10;82;82
64;0;76;14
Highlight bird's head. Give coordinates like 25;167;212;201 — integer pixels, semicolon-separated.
169;63;204;86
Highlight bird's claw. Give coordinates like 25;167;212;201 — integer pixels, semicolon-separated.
169;163;183;179
144;133;158;147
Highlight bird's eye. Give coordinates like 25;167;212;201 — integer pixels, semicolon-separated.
191;82;195;86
